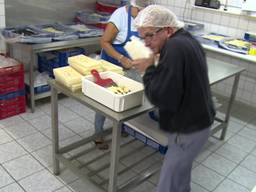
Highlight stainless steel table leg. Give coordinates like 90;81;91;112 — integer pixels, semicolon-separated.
51;86;60;175
108;121;122;192
30;52;36;112
220;74;240;140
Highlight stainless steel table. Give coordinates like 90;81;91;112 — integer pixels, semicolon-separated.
8;37;100;112
49;80;154;192
207;58;245;139
49;58;244;192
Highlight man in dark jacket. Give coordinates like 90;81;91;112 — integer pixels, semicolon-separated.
132;5;216;192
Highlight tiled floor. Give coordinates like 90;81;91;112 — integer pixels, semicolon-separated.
1;95;256;192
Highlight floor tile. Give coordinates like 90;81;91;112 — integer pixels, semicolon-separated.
238;127;256;142
205;137;224;152
59;135;83;148
36;102;51;115
4;121;38;139
18;169;63;192
231;108;256;123
58;106;79;123
121;149;153;167
0;130;13;145
28;115;51;131
132;181;156;192
240;154;256;173
191;182;209;192
192;165;224;191
227;120;245;133
54;186;73;192
64;117;94;134
252;148;256;157
17;132;51;152
213;129;235;141
3;154;44;180
0;166;14;188
47;166;79;185
228;166;256;190
68;179;104;192
31;145;52;167
215;143;248;163
19;110;45;121
78;129;95;138
227;135;256;153
69;104;95;123
42;124;76;141
213;179;250;192
195;149;212;163
229;113;249;126
131;156;160;174
202;153;237;176
58;97;80;108
0;182;25;192
0;116;26;128
247;118;256;130
0;141;27;163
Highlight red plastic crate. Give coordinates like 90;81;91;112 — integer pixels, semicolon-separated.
0;95;26;120
96;1;119;14
0;64;24;95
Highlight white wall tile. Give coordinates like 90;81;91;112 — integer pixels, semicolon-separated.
0;16;5;27
238;17;249;30
0;3;4;15
0;0;5;28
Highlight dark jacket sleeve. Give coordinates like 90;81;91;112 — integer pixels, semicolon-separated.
143;40;185;113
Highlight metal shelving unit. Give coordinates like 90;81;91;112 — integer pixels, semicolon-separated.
7;37;100;112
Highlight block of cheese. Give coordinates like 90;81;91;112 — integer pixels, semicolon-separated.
70;83;82;92
99;59;124;75
53;66;82;88
68;55;103;75
124;36;152;60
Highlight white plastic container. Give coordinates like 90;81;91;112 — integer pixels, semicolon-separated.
82;71;144;112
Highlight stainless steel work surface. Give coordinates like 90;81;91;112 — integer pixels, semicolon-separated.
9;37;100;53
49;80;154;122
208;58;245;85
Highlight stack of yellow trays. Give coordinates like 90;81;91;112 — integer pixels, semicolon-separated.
53;66;82;92
68;55;103;75
55;55;126;92
99;59;124;75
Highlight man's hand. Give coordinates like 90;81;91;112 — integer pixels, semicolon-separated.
131;55;155;73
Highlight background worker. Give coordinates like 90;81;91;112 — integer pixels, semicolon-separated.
94;0;153;150
132;5;216;192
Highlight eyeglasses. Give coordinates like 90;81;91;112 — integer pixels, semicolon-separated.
141;28;163;41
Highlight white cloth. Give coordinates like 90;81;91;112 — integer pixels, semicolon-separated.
108;6;137;44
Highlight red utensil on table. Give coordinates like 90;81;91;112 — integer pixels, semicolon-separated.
91;69;117;87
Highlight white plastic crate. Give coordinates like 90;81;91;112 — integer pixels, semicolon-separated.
82;71;144;112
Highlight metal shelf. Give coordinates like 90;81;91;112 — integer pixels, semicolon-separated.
7;37;100;112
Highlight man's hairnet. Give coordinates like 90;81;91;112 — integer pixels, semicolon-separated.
130;0;153;9
134;5;184;28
